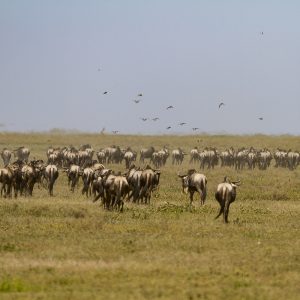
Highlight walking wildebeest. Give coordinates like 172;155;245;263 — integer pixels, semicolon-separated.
65;164;80;192
102;172;130;211
44;164;59;196
126;165;143;203
139;165;161;204
215;177;240;223
178;169;207;205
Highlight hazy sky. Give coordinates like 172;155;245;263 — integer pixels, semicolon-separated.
0;0;299;134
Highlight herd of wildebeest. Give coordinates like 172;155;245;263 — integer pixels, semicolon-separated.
0;144;299;222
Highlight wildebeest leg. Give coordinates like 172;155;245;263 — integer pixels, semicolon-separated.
224;200;231;223
189;191;194;206
215;192;224;219
0;183;3;197
215;205;224;220
93;193;101;202
49;180;54;196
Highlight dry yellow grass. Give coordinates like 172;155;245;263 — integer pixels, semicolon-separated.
0;133;299;299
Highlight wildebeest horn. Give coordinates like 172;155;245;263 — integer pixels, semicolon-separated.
177;172;186;178
232;179;241;185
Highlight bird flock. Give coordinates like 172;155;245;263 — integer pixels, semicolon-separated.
99;31;266;135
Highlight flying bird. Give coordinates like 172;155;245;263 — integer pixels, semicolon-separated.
192;127;199;131
103;91;108;95
137;93;143;97
166;126;171;130
260;31;264;35
133;99;141;104
219;102;225;109
140;118;148;121
152;117;159;121
258;117;263;121
166;106;174;110
179;122;186;126
112;130;119;134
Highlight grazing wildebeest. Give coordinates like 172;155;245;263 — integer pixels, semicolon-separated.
13;147;30;163
215;177;240;223
178;169;207;206
140;147;155;163
44;164;59;196
139;165;161;204
1;148;12;167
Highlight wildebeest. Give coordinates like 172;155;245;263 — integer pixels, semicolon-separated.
257;148;272;170
126;165;143;203
178;169;207;205
13;147;30;163
172;148;185;165
215;177;240;223
81;167;94;197
0;165;18;198
1;148;12;167
190;147;199;164
92;175;105;203
21;160;44;196
102;172;130;211
234;148;248;170
274;149;287;168
199;148;218;169
65;164;81;192
152;147;169;168
139;165;161;204
286;150;299;170
104;146;123;164
124;149;137;169
220;148;235;167
140;147;155;163
96;149;106;164
44;164;59;196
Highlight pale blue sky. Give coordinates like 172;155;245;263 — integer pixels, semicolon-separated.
0;0;299;134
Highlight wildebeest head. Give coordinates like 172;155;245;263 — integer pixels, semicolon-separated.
177;173;189;194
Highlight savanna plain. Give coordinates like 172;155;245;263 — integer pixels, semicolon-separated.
0;133;299;300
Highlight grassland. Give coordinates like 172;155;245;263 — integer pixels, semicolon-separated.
0;133;299;299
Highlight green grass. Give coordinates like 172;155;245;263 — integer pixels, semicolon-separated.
0;133;299;299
